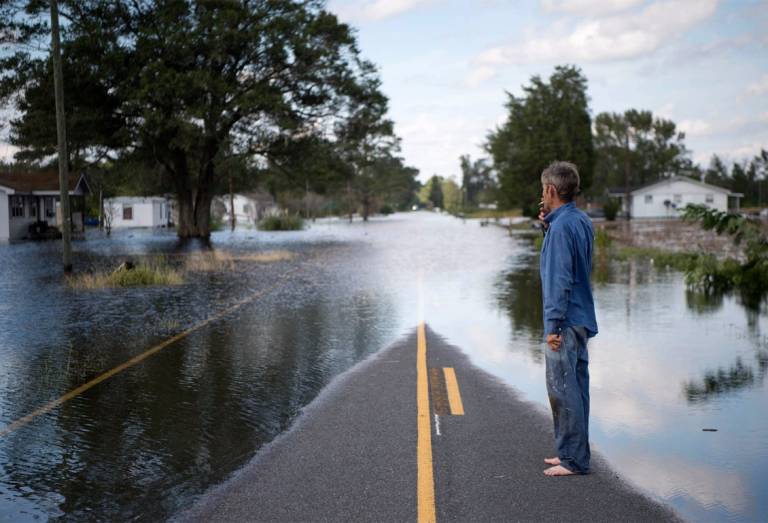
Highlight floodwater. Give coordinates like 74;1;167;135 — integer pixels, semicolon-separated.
0;212;766;522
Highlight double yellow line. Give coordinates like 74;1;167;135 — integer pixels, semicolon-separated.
416;322;436;523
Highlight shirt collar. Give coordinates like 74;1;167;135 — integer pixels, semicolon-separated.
544;201;575;225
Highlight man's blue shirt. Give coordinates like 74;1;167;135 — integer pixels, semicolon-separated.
540;201;598;338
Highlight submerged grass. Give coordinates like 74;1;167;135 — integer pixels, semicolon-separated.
183;249;295;272
613;247;703;271
67;258;183;289
462;208;522;219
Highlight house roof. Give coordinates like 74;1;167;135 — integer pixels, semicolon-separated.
105;196;169;204
0;170;91;195
629;175;736;196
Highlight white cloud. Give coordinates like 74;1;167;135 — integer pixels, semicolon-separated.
0;143;17;161
678;119;712;137
396;112;488;178
330;0;439;23
475;0;719;69
464;65;497;88
541;0;644;16
747;74;768;96
621;451;751;515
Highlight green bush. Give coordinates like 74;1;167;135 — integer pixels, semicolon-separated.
258;214;304;231
594;227;612;250
603;198;620;221
380;204;394;215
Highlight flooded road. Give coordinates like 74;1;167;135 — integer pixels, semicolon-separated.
0;212;766;521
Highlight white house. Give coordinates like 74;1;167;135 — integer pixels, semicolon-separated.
612;176;742;219
0;170;90;241
104;196;172;229
215;192;279;227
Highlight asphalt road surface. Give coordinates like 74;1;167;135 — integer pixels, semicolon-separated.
179;325;681;523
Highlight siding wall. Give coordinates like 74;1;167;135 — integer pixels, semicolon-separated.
106;200;169;228
632;180;728;218
0;191;8;241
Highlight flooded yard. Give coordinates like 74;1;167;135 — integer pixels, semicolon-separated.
0;212;766;521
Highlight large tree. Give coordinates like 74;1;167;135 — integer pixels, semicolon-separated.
1;0;388;237
459;154;495;207
593;109;692;215
486;65;594;217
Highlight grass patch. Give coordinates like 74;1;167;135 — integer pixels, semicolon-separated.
183;249;296;272
613;246;702;271
68;259;183;289
258;214;304;231
462;208;522;220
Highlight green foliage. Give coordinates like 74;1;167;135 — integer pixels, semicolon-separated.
682;205;767;261
592;109;693;197
379;204;394;215
486;65;595;217
460;155;496;207
603;198;620;221
1;1;402;236
428;175;444;209
441;178;462;214
594;227;612;250
258;214;304;231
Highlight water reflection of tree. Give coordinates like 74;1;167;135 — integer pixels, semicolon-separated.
2;281;395;520
685;289;724;315
683;352;768;403
495;254;545;363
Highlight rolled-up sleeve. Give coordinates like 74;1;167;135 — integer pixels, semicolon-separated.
542;227;575;335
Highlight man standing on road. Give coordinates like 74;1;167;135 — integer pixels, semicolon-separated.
538;161;598;477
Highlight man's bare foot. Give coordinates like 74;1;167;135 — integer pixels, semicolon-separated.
544;457;561;465
543;465;576;476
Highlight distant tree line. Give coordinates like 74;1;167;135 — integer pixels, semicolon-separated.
467;65;767;216
0;0;419;237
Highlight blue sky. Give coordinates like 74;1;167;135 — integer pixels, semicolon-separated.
2;0;766;183
328;0;768;181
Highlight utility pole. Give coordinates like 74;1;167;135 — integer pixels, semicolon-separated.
50;0;72;272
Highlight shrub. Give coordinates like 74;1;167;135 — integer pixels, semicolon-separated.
258;214;304;231
380;204;394;215
603;198;620;221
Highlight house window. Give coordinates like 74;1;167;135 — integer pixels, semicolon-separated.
30;199;37;218
123;205;133;220
644;194;653;204
11;196;24;217
706;194;714;204
673;194;682;204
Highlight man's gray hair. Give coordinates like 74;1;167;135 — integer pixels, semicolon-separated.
541;161;580;202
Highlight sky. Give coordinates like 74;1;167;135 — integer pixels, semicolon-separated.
327;0;768;181
1;0;766;182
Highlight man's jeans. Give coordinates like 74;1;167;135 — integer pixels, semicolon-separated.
545;326;590;474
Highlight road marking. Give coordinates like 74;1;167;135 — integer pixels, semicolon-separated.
417;322;436;523
428;367;450;416
443;367;465;416
434;414;441;437
0;268;299;438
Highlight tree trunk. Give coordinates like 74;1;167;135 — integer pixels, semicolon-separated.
624;133;631;221
229;173;236;231
176;194;196;238
347;179;354;223
362;194;370;221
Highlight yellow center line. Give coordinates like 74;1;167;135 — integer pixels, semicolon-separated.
443;367;464;416
417;322;436;523
0;267;300;438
